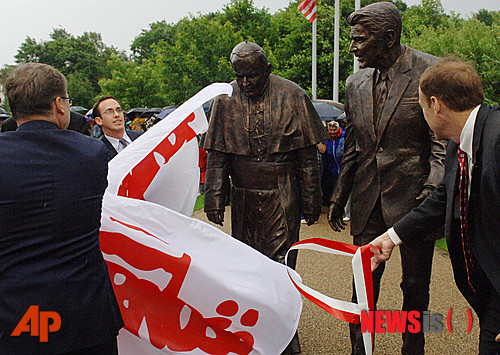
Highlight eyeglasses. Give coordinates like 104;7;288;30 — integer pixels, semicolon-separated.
59;97;73;105
102;108;123;116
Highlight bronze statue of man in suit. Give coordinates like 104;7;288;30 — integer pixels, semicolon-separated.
327;3;446;354
204;41;327;354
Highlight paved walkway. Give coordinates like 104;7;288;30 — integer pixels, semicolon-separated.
193;207;480;354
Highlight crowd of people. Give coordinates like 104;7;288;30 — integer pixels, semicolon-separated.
1;1;499;354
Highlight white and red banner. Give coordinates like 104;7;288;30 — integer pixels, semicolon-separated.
286;238;376;355
100;83;303;354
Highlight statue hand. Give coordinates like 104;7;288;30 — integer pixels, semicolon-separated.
416;186;435;200
328;202;346;232
206;210;224;226
303;213;319;226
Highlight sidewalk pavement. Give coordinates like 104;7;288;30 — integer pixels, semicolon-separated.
193;207;480;354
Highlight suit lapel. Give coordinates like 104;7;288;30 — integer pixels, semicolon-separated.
470;105;488;201
359;69;377;144
472;105;488;166
376;47;412;147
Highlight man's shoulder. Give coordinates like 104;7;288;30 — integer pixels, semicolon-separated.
404;45;439;69
346;68;373;87
70;130;108;153
126;130;143;140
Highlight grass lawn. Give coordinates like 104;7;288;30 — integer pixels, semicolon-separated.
194;194;204;212
435;238;448;252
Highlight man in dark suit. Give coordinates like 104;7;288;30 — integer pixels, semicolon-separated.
372;58;500;354
68;110;92;136
92;95;142;161
327;3;446;354
0;63;123;353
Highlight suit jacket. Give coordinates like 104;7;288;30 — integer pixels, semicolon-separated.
0;120;123;353
68;111;92;136
332;45;446;235
394;105;500;312
100;129;143;161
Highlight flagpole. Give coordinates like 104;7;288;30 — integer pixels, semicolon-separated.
312;18;317;100
353;0;361;73
333;0;340;102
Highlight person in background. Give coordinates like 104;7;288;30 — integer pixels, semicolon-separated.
68;110;92;136
327;3;446;354
0;116;17;133
92;96;142;161
371;57;500;355
199;143;207;195
0;62;123;354
318;120;345;207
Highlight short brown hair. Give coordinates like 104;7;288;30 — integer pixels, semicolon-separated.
420;57;484;112
6;63;67;120
92;95;118;118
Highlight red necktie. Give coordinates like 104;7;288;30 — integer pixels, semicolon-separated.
457;147;475;293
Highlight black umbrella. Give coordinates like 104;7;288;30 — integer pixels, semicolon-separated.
157;105;179;120
312;100;344;121
70;106;88;115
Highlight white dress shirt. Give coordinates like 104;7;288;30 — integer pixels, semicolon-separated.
104;132;132;153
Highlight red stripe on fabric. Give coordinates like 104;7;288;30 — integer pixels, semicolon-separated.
360;245;375;310
292;238;358;255
288;272;359;324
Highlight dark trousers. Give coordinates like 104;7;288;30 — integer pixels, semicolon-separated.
321;169;338;206
350;199;435;355
478;288;500;354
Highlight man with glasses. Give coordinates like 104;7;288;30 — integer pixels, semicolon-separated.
0;63;123;354
92;95;142;161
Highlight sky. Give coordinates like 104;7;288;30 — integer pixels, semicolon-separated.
1;0;499;67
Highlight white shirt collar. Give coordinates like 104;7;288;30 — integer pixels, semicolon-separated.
458;105;481;159
104;132;131;152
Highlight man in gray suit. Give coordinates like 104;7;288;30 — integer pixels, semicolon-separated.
327;2;446;354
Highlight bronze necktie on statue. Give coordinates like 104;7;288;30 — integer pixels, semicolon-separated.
373;71;388;129
457;147;476;294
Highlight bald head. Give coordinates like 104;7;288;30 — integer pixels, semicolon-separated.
230;41;267;63
230;41;271;98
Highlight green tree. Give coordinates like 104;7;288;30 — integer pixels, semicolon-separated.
406;16;500;105
15;28;121;108
99;55;166;109
215;0;275;46
130;21;177;63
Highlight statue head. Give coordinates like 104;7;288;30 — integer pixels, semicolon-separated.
347;2;402;70
230;41;272;99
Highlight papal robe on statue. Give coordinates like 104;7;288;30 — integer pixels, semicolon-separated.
204;74;328;268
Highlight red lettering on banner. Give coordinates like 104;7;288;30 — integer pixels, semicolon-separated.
407;310;421;333
386;311;407;333
117;112;198;200
100;226;257;354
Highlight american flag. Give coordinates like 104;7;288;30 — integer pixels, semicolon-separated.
298;0;317;23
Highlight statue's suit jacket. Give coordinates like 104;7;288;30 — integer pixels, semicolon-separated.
393;104;500;313
100;129;143;161
332;45;446;236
